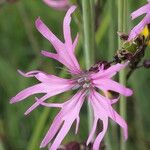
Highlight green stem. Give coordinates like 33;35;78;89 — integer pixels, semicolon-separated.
89;0;95;62
118;0;127;150
108;0;115;60
82;0;95;133
105;1;118;150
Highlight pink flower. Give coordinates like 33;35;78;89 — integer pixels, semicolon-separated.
43;0;69;10
128;0;150;41
10;6;133;150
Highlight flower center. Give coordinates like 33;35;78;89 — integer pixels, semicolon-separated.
72;72;92;90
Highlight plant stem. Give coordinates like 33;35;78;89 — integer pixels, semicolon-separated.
105;1;118;150
108;0;115;60
118;0;127;150
90;0;95;62
82;0;95;134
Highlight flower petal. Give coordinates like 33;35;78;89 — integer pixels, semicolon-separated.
128;14;150;41
75;116;80;134
10;74;73;106
35;97;63;108
86;117;98;145
24;83;73;115
91;62;129;79
35;17;64;51
43;0;69;10
18;69;72;84
94;79;133;96
109;110;128;140
73;33;79;52
131;3;150;20
40;90;85;149
35;6;81;74
63;6;75;48
10;83;49;104
40;112;64;148
88;90;128;149
41;50;79;74
91;91;128;140
93;117;108;150
88;92;109;150
50;121;73;150
63;6;81;72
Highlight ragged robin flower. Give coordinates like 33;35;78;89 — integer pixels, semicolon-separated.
43;0;69;10
10;6;133;150
128;0;150;41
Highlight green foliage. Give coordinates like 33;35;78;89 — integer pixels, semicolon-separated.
0;0;149;150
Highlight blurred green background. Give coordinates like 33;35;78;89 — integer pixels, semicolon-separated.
0;0;150;150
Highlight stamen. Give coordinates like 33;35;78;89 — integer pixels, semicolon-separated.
72;72;92;91
77;77;85;83
84;89;91;96
72;84;81;90
83;83;90;89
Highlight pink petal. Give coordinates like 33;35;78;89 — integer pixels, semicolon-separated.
40;112;64;148
43;0;69;10
93;117;108;150
63;6;75;48
63;6;81;72
35;6;81;74
92;91;116;121
86;117;98;145
128;14;150;41
75;116;80;134
10;83;50;104
50;121;73;150
94;79;133;96
72;33;79;52
41;50;79;74
111;97;119;104
24;83;73;115
131;3;150;20
88;90;128;149
91;62;129;79
40;90;85;149
10;72;74;113
35;97;63;108
109;110;128;140
88;93;109;150
35;17;64;52
18;69;72;84
91;90;128;140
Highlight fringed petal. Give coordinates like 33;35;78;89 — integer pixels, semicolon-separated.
91;62;129;79
93;117;108;150
88;92;109;150
24;83;73;115
18;69;72;84
131;3;150;19
35;17;64;51
88;90;128;150
40;90;85;150
10;83;49;104
35;6;81;74
73;33;79;52
86;117;98;145
109;110;128;140
94;79;133;96
128;14;150;40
